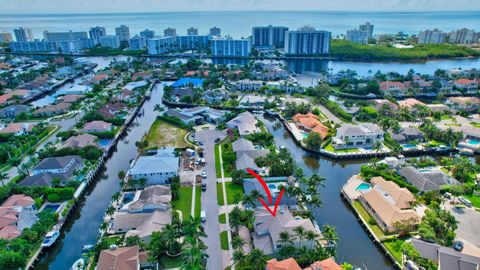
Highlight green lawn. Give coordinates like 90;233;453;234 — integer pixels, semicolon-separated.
464;194;480;208
225;182;244;205
160;255;182;269
220;231;229;250
174;186;193;219
194;185;201;218
353;201;385;238
215;144;222;178
324;142;359;153
383;239;406;263
144;119;190;148
217;183;225;206
219;213;226;224
471;122;480;128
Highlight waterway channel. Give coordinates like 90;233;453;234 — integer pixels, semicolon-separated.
33;82;164;270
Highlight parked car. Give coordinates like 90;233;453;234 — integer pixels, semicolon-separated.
214;137;220;143
444;192;452;199
201;183;207;191
453;241;464;252
459;196;472;207
201;211;206;222
202;170;207;178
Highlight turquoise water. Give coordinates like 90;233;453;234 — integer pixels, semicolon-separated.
402;143;417;149
418;169;430;173
42;204;60;213
98;139;112;148
468;139;480;145
302;132;309;140
355;183;371;191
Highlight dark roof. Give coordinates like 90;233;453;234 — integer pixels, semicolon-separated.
33;155;82;171
398;166;459;191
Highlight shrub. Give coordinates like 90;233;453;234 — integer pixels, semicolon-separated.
47;193;60;202
368;217;377;225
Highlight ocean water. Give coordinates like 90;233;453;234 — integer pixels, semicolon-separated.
0;11;479;38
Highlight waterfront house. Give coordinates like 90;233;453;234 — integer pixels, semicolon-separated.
202;89;229;103
292;113;329;139
97;102;129;119
461;124;480;141
379;81;408;96
412;238;480;270
454;78;478;93
306;258;342;270
226;111;260;137
0;123;33;136
19;155;84;187
81;120;112;133
0;104;29;118
61;134;99;149
165;106;227;125
131;71;152;81
112;185;172;241
97;245;154;270
123;80;148;91
33;102;71;117
59;94;83;103
234;79;264;91
332;123;384;149
0;194;38;240
232;138;269;172
390;127;424;143
172;77;204;88
399;166;459;192
357;177;419;233
447;97;480;112
128;147;179;186
170;87;194;102
252;206;318;255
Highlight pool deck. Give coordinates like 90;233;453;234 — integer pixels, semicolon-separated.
342;175;367;201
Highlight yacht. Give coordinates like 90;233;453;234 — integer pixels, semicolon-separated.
41;230;60;247
70;258;85;270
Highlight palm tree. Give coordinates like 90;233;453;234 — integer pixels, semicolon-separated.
106;205;115;216
293;226;306;248
278;231;294;247
231;236;245;251
232;249;246;267
248;248;268;270
111;192;121;203
305;230;318;249
153;104;163;113
163;224;181;255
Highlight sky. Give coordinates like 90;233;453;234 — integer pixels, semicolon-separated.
1;0;479;13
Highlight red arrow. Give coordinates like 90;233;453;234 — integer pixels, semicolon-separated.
246;168;285;217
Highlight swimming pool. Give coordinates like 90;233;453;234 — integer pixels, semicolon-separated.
98;139;112;148
467;139;480;146
402;143;417;149
43;204;60;213
302;132;308;140
418;169;431;173
355;183;371;191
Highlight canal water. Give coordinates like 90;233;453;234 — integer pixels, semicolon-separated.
261;115;394;270
33;83;164;270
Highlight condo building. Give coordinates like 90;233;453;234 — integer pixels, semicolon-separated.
89;26;106;45
13;27;33;42
284;26;331;55
210;38;251;57
252;25;289;49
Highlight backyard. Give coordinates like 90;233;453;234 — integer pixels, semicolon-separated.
324;143;359;153
143;119;190;149
217;182;244;206
174;186;193;219
353;201;386;238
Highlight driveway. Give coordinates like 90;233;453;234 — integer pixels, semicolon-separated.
196;129;226;270
446;204;480;248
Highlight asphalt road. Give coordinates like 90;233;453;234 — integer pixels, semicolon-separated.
196;129;226;270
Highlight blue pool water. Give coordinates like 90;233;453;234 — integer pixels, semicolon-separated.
43;204;60;213
418;169;430;173
98;139;112;148
355;183;371;191
402;143;417;149
467;139;480;145
302;132;308;139
268;183;277;189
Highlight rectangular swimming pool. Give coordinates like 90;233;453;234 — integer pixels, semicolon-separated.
355;183;372;191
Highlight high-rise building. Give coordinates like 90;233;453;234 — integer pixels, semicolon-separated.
99;35;120;48
176;35;210;51
140;29;155;39
449;28;478;44
43;30;88;42
285;26;331;55
0;32;13;43
418;29;448;44
10;41;58;52
14;27;33;42
359;22;374;40
129;35;146;50
210;27;221;37
115;25;130;43
89;26;106;45
252;25;289;49
210;38;251;57
147;37;176;54
164;28;177;37
187;27;199;36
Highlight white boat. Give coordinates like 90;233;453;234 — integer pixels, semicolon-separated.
82;244;94;252
70;258;85;270
460;148;474;156
41;230;60;247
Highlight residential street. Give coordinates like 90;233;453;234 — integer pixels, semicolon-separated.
196;129;226;270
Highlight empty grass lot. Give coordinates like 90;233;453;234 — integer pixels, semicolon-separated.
144;119;189;148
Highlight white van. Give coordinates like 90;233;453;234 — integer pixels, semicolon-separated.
201;211;206;222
